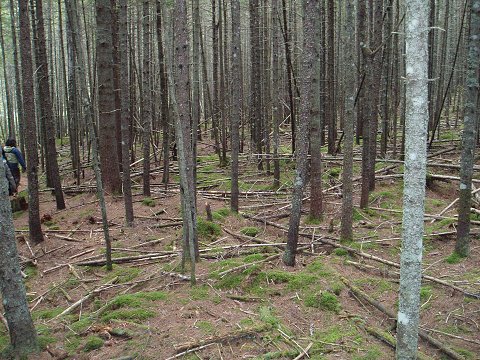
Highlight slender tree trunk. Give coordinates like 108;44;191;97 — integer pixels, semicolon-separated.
212;0;222;162
142;0;152;196
283;0;317;267
119;0;134;226
309;0;323;220
341;0;356;242
0;165;38;357
230;0;241;213
396;0;429;357
34;0;66;210
326;0;336;155
456;0;479;257
9;0;25;155
19;0;43;244
0;3;14;138
156;0;170;188
272;0;281;188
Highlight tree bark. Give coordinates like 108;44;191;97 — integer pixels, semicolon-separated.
34;0;66;210
142;0;152;197
230;0;241;213
96;0;122;194
19;0;43;244
0;163;38;357
283;0;317;266
456;0;479;257
119;0;134;226
396;1;429;358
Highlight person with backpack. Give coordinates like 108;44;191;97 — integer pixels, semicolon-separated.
3;138;26;187
2;149;17;196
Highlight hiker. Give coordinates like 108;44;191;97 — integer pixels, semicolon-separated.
2;150;17;195
4;138;26;187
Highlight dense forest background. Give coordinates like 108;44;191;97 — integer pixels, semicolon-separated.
0;0;478;359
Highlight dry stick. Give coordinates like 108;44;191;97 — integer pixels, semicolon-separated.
50;276;119;321
430;187;480;224
172;324;270;354
223;227;284;251
341;277;464;360
131;238;164;248
75;252;178;266
419;326;480;346
292;342;314;360
165;343;216;360
242;213;480;299
361;323;433;360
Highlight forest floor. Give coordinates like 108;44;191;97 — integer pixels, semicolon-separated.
1;135;479;360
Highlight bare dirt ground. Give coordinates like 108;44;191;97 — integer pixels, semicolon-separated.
2;140;479;360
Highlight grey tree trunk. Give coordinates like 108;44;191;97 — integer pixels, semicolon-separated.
395;0;430;358
283;0;317;267
0;3;14;138
230;0;241;213
341;0;356;242
19;0;43;244
456;0;479;257
119;0;134;226
0;164;38;357
172;0;198;283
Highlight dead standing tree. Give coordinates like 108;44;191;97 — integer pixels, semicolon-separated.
283;0;317;266
19;0;43;244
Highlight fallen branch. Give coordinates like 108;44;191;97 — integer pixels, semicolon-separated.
172;324;270;354
341;277;464;360
243;213;480;299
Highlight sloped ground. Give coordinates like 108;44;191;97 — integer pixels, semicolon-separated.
1;141;479;360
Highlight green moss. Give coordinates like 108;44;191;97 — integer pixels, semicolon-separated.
420;286;433;302
140;291;168;301
196;321;216;335
190;285;210;300
330;282;345;295
141;197;156;207
304;292;341;313
244;253;266;263
197;218;222;241
287;273;318;290
333;248;349;257
12;211;25;219
108;294;143;309
24;264;37;278
240;226;260;237
101;309;156;322
306;259;333;277
262;270;291;284
239;318;255;327
0;335;9;352
32;307;64;320
214;273;246;290
105;266;141;283
84;336;104;352
38;335;57;350
445;251;466;264
65;336;82;354
70;317;94;333
353;347;383;360
258;306;279;328
212;208;231;221
305;216;322;225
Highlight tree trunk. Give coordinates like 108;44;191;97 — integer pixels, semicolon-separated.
142;0;152;197
456;0;479;257
341;0;356;242
0;164;38;357
283;0;317;267
396;0;429;358
272;0;281;188
309;0;323;220
96;0;122;194
230;0;241;213
119;0;134;226
0;3;14;138
34;0;66;210
19;0;44;244
172;0;198;283
326;0;336;155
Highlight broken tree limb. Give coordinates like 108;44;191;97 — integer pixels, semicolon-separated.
172;324;270;353
242;213;480;299
341;277;464;360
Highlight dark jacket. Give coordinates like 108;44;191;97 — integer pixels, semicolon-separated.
3;146;26;170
